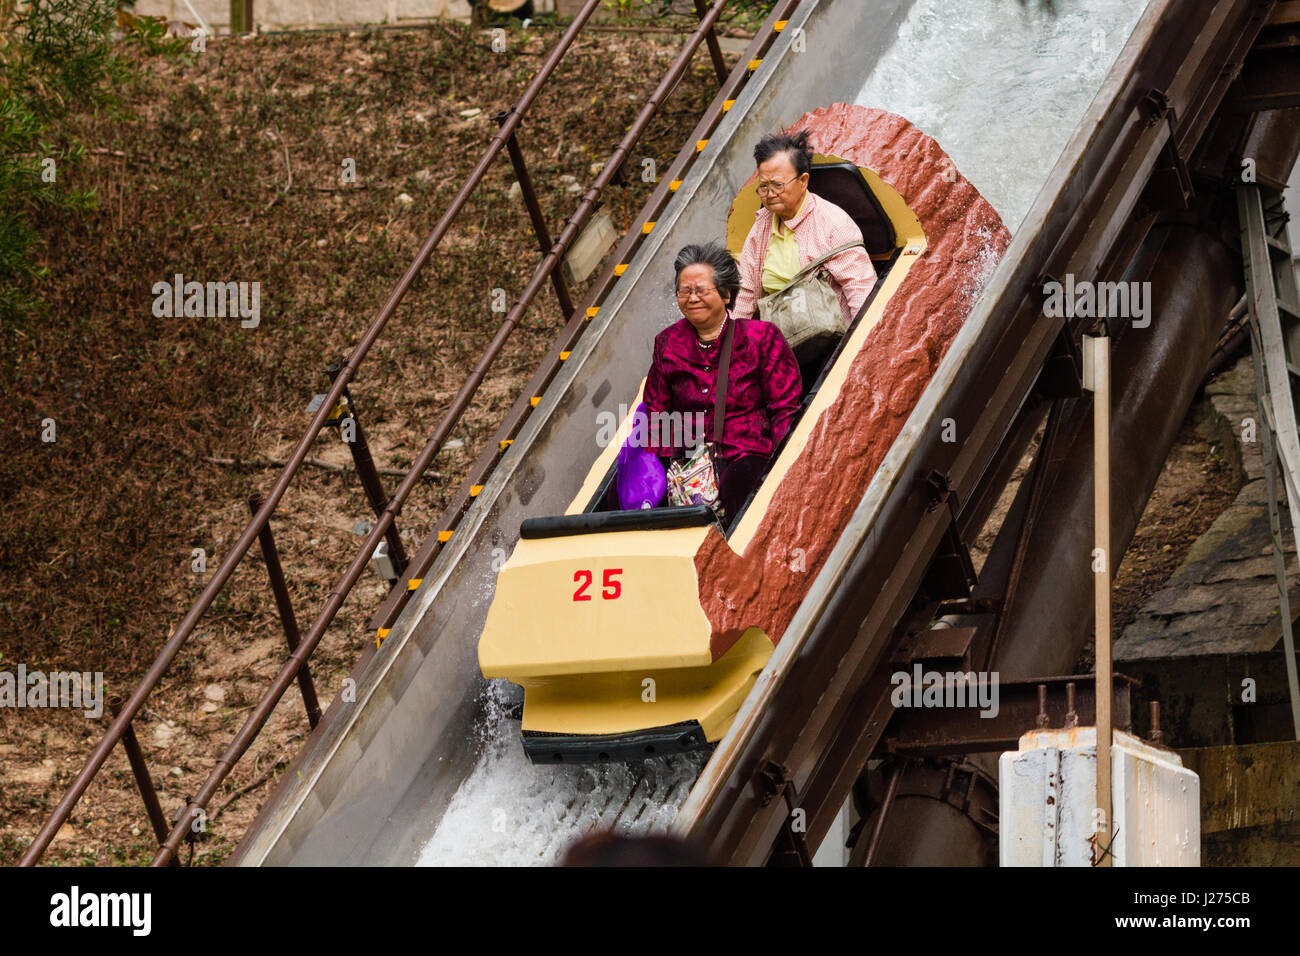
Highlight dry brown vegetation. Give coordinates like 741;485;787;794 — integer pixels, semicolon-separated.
0;19;740;865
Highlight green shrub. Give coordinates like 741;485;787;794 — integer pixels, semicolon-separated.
0;0;182;327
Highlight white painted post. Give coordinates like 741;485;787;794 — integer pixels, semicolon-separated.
1083;333;1113;866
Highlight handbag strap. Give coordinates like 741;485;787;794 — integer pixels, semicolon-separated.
784;239;864;287
711;314;736;457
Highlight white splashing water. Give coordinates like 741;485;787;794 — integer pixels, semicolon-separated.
416;0;1150;867
417;681;706;866
855;0;1150;233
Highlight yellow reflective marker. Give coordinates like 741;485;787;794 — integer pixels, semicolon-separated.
696;139;709;152
559;351;571;360
642;221;656;234
438;530;453;543
723;99;735;112
586;306;599;320
377;628;390;648
499;439;513;451
748;59;762;71
470;484;484;496
774;19;788;30
530;396;541;407
407;578;422;591
670;179;682;191
614;264;628;275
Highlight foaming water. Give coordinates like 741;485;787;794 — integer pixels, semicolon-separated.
417;681;706;866
855;0;1149;233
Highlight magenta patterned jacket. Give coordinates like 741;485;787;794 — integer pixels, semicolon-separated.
642;313;802;462
731;190;878;324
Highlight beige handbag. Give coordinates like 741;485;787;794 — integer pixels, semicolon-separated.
756;239;863;359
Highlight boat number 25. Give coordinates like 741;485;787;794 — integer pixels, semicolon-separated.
573;568;622;601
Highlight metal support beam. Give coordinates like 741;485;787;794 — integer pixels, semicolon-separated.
1239;182;1300;739
886;675;1135;757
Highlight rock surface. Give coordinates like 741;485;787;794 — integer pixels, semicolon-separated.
1116;356;1300;660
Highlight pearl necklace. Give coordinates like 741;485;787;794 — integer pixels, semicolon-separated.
695;315;727;357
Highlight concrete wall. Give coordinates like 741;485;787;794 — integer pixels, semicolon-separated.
131;0;561;31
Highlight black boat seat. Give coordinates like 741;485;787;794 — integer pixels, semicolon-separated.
807;161;897;258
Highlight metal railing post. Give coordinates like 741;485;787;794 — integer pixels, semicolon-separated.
498;111;575;317
248;493;323;728
108;696;179;866
693;0;729;86
325;362;409;580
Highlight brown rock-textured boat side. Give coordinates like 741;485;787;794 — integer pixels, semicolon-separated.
698;103;1012;659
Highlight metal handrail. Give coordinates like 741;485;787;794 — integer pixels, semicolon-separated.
21;0;791;866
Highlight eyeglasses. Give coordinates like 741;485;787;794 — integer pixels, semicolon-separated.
755;178;798;196
676;285;718;300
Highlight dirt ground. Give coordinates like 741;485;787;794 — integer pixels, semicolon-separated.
0;15;1241;867
0;18;745;866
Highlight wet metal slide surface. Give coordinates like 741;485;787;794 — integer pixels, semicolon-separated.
236;0;1151;866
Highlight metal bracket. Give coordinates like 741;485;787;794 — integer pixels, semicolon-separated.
919;471;976;602
755;759;792;807
923;469;959;516
1037;324;1083;399
756;760;813;866
1139;87;1172;127
1139;88;1193;210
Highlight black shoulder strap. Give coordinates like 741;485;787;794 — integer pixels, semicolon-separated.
713;315;736;456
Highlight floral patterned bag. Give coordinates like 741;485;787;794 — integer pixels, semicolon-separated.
666;318;734;521
667;442;721;512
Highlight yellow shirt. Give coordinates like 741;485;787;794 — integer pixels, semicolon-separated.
760;192;806;295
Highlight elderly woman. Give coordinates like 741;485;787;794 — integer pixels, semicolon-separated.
731;129;877;329
641;242;802;522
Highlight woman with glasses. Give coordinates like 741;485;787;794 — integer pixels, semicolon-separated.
731;129;877;329
638;242;802;523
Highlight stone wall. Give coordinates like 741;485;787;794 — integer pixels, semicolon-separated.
1116;357;1300;661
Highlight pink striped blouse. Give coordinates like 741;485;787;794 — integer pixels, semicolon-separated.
731;191;878;324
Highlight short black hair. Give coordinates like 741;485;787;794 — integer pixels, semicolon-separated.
673;242;741;306
753;128;813;177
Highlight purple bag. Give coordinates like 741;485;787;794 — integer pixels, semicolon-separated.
615;403;666;510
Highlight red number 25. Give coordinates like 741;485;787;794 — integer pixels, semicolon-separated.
573;568;622;601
